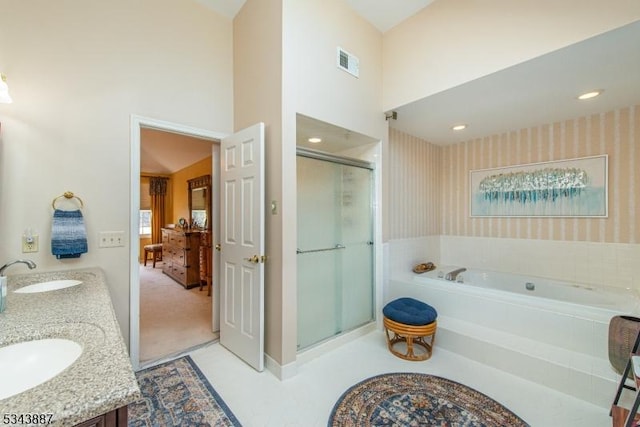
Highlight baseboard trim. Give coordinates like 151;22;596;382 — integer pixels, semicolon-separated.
296;322;377;367
264;323;379;380
265;354;298;380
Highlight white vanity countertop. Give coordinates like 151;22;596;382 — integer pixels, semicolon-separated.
0;268;140;426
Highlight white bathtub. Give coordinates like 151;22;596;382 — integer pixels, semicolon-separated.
386;267;640;407
418;268;639;320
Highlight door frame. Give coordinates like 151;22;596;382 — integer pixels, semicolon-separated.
129;114;227;370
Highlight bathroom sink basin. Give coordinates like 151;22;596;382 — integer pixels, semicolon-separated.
14;279;82;293
0;338;82;400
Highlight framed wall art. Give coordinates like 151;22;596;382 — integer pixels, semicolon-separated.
469;155;608;217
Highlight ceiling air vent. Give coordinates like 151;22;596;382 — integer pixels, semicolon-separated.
337;46;359;78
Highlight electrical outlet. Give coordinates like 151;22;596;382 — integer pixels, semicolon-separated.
99;231;125;248
22;234;39;253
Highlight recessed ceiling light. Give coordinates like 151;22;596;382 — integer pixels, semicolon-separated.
308;137;322;143
452;124;467;131
578;90;603;100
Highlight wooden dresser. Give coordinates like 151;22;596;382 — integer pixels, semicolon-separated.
161;228;201;289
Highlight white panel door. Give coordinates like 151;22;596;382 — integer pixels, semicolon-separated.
219;123;265;371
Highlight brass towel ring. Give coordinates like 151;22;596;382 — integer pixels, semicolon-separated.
52;191;84;210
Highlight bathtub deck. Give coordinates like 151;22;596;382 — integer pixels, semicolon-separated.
387;276;625;409
435;314;618;407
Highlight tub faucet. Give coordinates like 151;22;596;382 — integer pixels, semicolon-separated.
0;259;37;276
445;268;466;281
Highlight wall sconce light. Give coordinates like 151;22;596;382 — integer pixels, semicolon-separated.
0;74;13;104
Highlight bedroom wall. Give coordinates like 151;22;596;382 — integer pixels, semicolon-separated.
171;156;213;225
0;0;233;344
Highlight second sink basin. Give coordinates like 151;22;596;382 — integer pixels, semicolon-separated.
14;279;82;293
0;338;83;400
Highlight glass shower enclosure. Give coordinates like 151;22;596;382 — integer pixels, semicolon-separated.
296;150;374;350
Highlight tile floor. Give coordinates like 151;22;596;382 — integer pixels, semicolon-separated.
189;330;615;427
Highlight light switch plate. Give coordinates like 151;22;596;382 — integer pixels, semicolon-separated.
99;231;125;248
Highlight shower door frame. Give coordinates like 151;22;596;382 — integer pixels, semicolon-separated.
296;147;376;351
297;147;376;171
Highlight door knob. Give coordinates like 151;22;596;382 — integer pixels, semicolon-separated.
244;255;260;263
215;243;221;252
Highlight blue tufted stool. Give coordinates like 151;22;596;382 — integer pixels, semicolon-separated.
383;297;438;361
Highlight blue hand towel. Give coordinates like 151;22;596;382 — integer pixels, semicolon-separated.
51;209;88;259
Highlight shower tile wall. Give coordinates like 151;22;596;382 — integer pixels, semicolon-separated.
387;105;640;291
440;236;640;290
384;236;441;279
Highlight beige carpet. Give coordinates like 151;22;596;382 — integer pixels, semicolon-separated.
139;263;217;364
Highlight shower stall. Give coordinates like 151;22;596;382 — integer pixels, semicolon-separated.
296;149;374;351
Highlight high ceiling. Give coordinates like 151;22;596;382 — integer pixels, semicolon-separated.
193;0;434;32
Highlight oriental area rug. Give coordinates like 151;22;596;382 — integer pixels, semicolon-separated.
328;372;529;427
129;356;241;427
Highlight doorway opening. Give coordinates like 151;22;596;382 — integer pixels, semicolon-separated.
129;115;226;370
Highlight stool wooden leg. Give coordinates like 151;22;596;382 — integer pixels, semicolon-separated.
384;327;392;352
406;337;415;359
144;250;148;266
152;252;157;268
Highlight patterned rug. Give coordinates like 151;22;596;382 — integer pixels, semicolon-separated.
328;373;529;427
129;356;241;426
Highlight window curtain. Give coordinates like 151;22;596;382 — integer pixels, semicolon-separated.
149;177;168;244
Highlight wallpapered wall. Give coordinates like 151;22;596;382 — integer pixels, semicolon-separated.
388;128;442;239
389;105;639;243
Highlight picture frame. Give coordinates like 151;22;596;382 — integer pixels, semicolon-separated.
469;155;608;217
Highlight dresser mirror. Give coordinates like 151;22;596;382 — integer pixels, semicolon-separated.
188;174;211;230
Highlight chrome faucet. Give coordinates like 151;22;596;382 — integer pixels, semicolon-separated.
0;259;37;276
445;267;466;281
